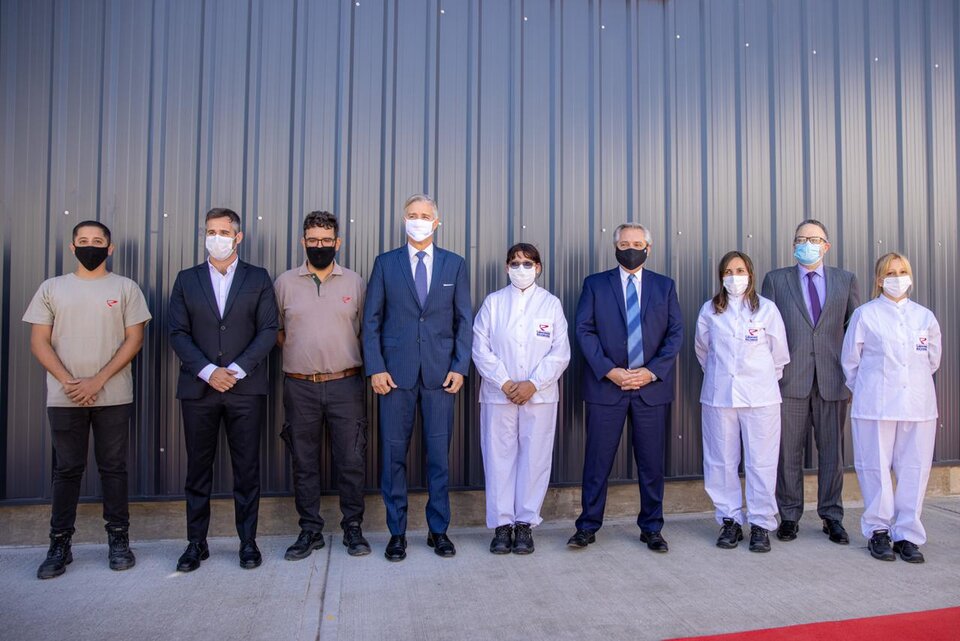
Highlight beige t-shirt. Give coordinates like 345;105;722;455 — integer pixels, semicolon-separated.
22;272;152;407
274;262;364;374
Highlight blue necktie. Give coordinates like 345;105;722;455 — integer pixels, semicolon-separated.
626;274;644;368
415;251;428;306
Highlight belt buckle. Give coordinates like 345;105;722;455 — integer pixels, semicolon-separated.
311;373;321;383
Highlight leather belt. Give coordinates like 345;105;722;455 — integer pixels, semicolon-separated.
286;367;361;383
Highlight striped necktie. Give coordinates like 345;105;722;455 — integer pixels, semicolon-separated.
626;274;644;368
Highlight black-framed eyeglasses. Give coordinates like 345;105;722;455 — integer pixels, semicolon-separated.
794;236;827;245
509;261;536;270
305;237;337;248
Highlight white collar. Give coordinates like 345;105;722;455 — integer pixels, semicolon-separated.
619;266;643;284
208;257;239;276
408;243;434;260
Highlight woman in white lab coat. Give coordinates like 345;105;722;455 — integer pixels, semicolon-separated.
842;252;941;564
472;243;571;555
695;251;790;552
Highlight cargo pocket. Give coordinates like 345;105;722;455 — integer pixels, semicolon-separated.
279;422;293;451
354;418;369;457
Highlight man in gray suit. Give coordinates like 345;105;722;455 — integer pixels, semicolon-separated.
761;220;860;544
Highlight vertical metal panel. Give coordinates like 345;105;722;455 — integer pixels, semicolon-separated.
2;0;958;501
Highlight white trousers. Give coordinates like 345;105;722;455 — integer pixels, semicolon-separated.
852;418;937;545
480;402;558;528
701;404;781;531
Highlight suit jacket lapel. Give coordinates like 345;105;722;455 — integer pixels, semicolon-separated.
424;248;446;310
786;268;814;328
195;263;222;320
396;248;423;310
639;269;652;320
221;261;249;320
607;269;627;325
819;267;838;324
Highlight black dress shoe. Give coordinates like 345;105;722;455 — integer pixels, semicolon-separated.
490;525;512;554
285;530;325;561
716;518;743;549
512;522;534;555
640;530;669;553
427;532;456;557
868;530;895;561
566;529;595;548
384;534;407;562
893;539;925;564
176;540;209;573
107;526;136;571
822;519;849;545
343;523;371;557
776;520;799;541
239;540;262;569
37;532;73;580
749;525;771;553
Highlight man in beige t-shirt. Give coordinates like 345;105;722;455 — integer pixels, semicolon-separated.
22;220;151;580
274;211;370;559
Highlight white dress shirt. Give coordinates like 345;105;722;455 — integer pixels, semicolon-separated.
407;242;434;292
619;266;643;307
472;283;571;404
842;296;941;421
198;257;246;382
695;294;790;408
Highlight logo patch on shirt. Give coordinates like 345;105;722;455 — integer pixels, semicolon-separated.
745;327;759;342
536;323;552;339
917;335;928;352
106;299;119;308
342;296;352;304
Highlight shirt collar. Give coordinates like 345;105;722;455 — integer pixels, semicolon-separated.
796;262;824;279
298;260;343;278
408;243;434;260
878;294;910;308
208;256;239;276
509;282;538;297
619;266;643;284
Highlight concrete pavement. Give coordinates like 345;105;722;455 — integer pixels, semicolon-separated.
2;498;960;641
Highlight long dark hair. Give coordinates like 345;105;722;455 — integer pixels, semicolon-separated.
711;251;760;314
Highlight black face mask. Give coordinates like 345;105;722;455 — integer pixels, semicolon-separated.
616;247;647;271
74;246;109;272
306;246;336;270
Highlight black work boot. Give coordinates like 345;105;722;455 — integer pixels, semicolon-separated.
107;526;136;571
716;518;743;549
512;522;535;554
285;530;325;561
490;525;512;554
37;531;73;580
343;523;371;557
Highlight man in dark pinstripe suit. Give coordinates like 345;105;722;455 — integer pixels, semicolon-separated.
761;219;860;545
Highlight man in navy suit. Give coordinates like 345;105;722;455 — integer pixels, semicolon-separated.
363;194;473;561
168;208;278;572
568;223;683;552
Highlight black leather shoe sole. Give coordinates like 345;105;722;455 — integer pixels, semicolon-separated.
869;545;896;562
344;540;372;557
822;525;850;545
37;552;72;580
716;531;743;549
776;524;798;541
893;542;925;564
490;542;511;554
566;533;595;548
749;540;771;553
176;548;209;573
109;554;136;571
512;543;534;555
239;555;262;570
640;533;669;553
384;548;406;562
427;537;456;557
285;537;325;561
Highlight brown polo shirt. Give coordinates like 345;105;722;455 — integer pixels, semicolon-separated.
274;261;365;375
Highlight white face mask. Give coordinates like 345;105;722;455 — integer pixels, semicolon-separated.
205;234;236;261
882;275;912;299
405;218;435;243
723;274;749;297
508;266;538;290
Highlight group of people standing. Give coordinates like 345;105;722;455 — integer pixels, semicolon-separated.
22;196;941;581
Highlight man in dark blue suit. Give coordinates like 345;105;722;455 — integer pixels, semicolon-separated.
168;208;278;572
363;194;473;561
568;223;683;552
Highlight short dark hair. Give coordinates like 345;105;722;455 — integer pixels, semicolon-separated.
506;242;542;266
205;207;241;234
304;211;339;237
72;220;111;244
794;219;829;240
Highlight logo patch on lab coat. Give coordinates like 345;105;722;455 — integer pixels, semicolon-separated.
917;333;928;352
745;322;765;343
536;322;552;339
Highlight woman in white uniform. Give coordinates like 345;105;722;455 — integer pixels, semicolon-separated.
472;243;571;554
841;252;941;563
695;251;790;552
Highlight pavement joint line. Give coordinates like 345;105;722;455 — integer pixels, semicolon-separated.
296;535;331;641
926;503;960;517
317;533;344;641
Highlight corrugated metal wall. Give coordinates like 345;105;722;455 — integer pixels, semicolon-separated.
1;0;957;501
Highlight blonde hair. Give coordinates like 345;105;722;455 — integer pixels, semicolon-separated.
872;252;914;298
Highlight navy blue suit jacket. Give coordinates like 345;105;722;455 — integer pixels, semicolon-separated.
575;267;683;406
168;260;279;400
362;246;473;390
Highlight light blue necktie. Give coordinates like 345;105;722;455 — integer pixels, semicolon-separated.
626;274;644;368
415;251;428;306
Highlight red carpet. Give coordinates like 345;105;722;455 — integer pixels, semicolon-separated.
668;606;960;640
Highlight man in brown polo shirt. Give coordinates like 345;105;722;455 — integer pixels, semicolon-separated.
274;211;370;558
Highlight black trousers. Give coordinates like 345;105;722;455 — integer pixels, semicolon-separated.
180;391;264;543
281;375;367;532
47;404;132;534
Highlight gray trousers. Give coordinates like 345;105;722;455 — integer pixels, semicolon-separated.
776;380;847;522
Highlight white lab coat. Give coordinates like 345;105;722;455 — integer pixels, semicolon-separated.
695;295;790;408
842;295;942;545
472;283;571;404
472;283;571;528
841;296;941;421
